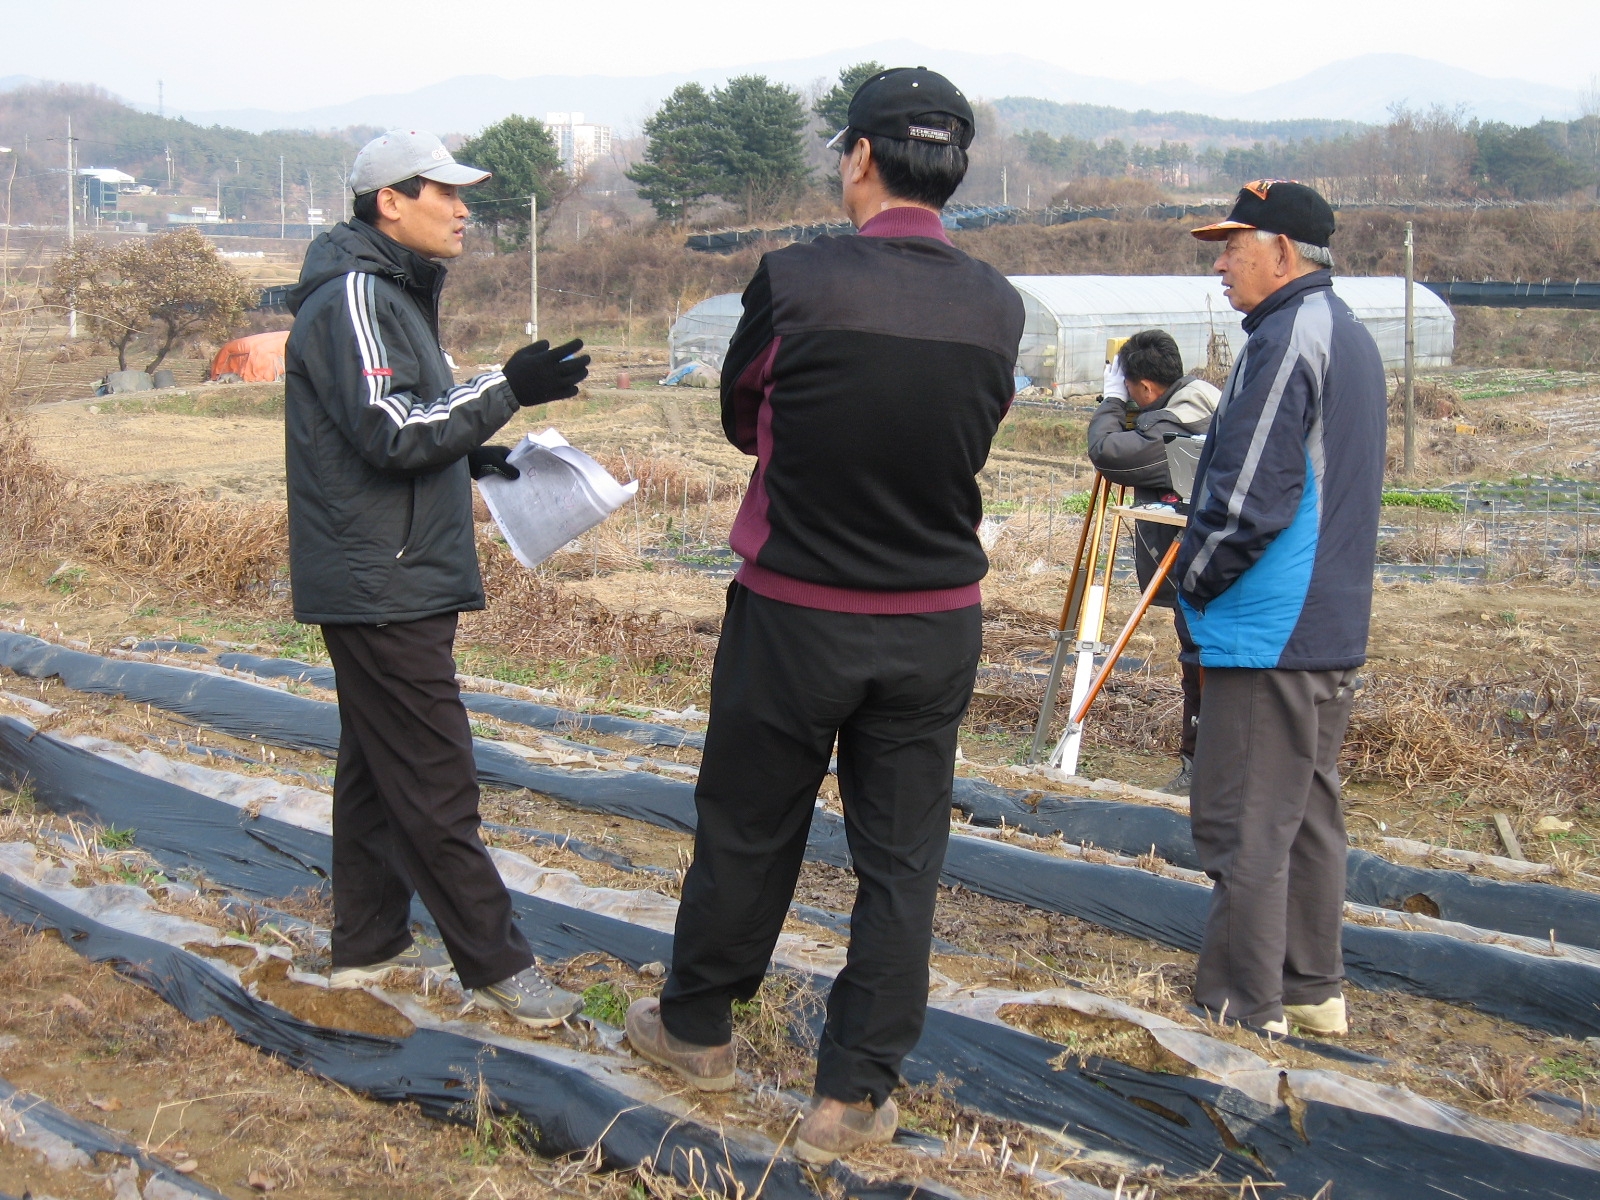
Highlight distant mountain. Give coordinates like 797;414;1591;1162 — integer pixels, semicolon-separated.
1209;54;1579;126
160;44;1580;137
991;98;1362;148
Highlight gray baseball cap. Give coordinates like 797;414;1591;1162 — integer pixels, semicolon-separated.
350;129;490;196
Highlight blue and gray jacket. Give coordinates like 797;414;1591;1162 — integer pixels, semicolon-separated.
1174;270;1386;670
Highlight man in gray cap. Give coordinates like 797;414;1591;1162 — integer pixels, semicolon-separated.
284;129;590;1023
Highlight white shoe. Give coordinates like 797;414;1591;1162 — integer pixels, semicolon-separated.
329;942;452;990
1257;1017;1289;1036
1284;996;1348;1036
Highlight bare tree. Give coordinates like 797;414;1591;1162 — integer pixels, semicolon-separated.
47;229;252;372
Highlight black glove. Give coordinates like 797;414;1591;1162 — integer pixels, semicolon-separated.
467;444;519;481
502;337;590;408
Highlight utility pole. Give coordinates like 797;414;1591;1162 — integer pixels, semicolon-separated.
279;155;285;239
1;145;14;298
307;171;314;224
341;157;350;222
1001;164;1008;206
1403;221;1416;477
527;193;538;340
65;116;77;339
164;145;172;193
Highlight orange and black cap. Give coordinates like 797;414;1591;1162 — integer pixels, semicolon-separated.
1191;179;1336;247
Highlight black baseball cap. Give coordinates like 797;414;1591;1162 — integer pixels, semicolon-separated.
1191;179;1336;248
826;67;975;152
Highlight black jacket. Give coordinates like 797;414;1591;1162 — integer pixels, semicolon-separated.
1086;375;1220;606
284;220;518;625
719;207;1025;612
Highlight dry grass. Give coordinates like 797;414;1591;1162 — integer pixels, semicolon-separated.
0;915;639;1199
1342;666;1600;809
0;414;286;599
589;450;744;508
465;536;716;707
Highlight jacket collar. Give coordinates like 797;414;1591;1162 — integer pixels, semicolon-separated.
345;218;445;298
1241;269;1332;334
857;206;952;245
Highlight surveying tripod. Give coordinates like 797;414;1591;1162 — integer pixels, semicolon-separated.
1026;472;1186;775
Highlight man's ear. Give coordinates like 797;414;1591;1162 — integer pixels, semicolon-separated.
846;139;873;186
375;186;403;223
1274;233;1296;277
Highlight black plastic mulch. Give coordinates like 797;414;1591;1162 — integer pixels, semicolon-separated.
0;873;910;1200
0;1075;225;1197
7;721;1600;1197
0;718;1270;1183
952;776;1600;952
6;635;1600;1039
215;652;705;749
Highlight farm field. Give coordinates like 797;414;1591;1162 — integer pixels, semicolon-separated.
3;345;1600;1199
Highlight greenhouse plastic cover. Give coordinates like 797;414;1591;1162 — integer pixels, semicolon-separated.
1010;275;1454;388
667;292;746;371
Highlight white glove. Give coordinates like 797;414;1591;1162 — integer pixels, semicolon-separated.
1102;355;1128;402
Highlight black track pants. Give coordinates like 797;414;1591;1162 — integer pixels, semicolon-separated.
660;584;982;1106
1189;666;1357;1027
321;614;534;990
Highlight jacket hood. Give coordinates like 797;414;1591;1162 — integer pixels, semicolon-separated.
1163;376;1221;430
288;220;443;316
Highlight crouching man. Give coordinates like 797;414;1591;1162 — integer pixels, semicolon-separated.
285;129;590;1023
1177;181;1385;1037
1086;330;1219;794
623;68;1025;1163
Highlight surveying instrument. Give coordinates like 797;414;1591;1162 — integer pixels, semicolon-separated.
1026;342;1204;775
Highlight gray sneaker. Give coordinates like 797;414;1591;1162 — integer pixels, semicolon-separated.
471;966;583;1027
330;942;453;990
1159;754;1193;796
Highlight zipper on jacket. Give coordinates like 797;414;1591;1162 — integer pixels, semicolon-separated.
396;479;418;559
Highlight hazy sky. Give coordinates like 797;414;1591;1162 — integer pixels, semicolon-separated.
5;0;1596;113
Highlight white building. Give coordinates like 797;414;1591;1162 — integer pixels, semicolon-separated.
545;112;612;175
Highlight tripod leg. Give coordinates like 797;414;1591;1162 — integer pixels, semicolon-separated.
1028;476;1107;763
1049;535;1182;773
1047;488;1118;773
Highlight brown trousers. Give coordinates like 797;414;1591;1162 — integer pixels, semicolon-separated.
1188;666;1358;1027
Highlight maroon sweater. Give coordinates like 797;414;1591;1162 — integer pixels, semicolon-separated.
720;206;1023;614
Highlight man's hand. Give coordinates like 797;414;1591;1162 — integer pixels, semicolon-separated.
503;338;590;408
467;444;520;481
1102;355;1128;403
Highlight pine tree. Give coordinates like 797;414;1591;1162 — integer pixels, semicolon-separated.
457;114;566;245
715;76;811;222
627;84;730;225
811;61;886;142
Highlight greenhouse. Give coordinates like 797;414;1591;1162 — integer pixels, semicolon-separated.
1011;275;1455;391
670;275;1455;391
667;292;745;371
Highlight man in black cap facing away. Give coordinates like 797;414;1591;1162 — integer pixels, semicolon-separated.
625;68;1024;1163
285;129;590;1024
1176;181;1385;1038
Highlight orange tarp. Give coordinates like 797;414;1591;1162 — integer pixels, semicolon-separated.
209;330;289;383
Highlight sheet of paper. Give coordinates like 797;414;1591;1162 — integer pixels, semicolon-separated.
475;429;637;568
